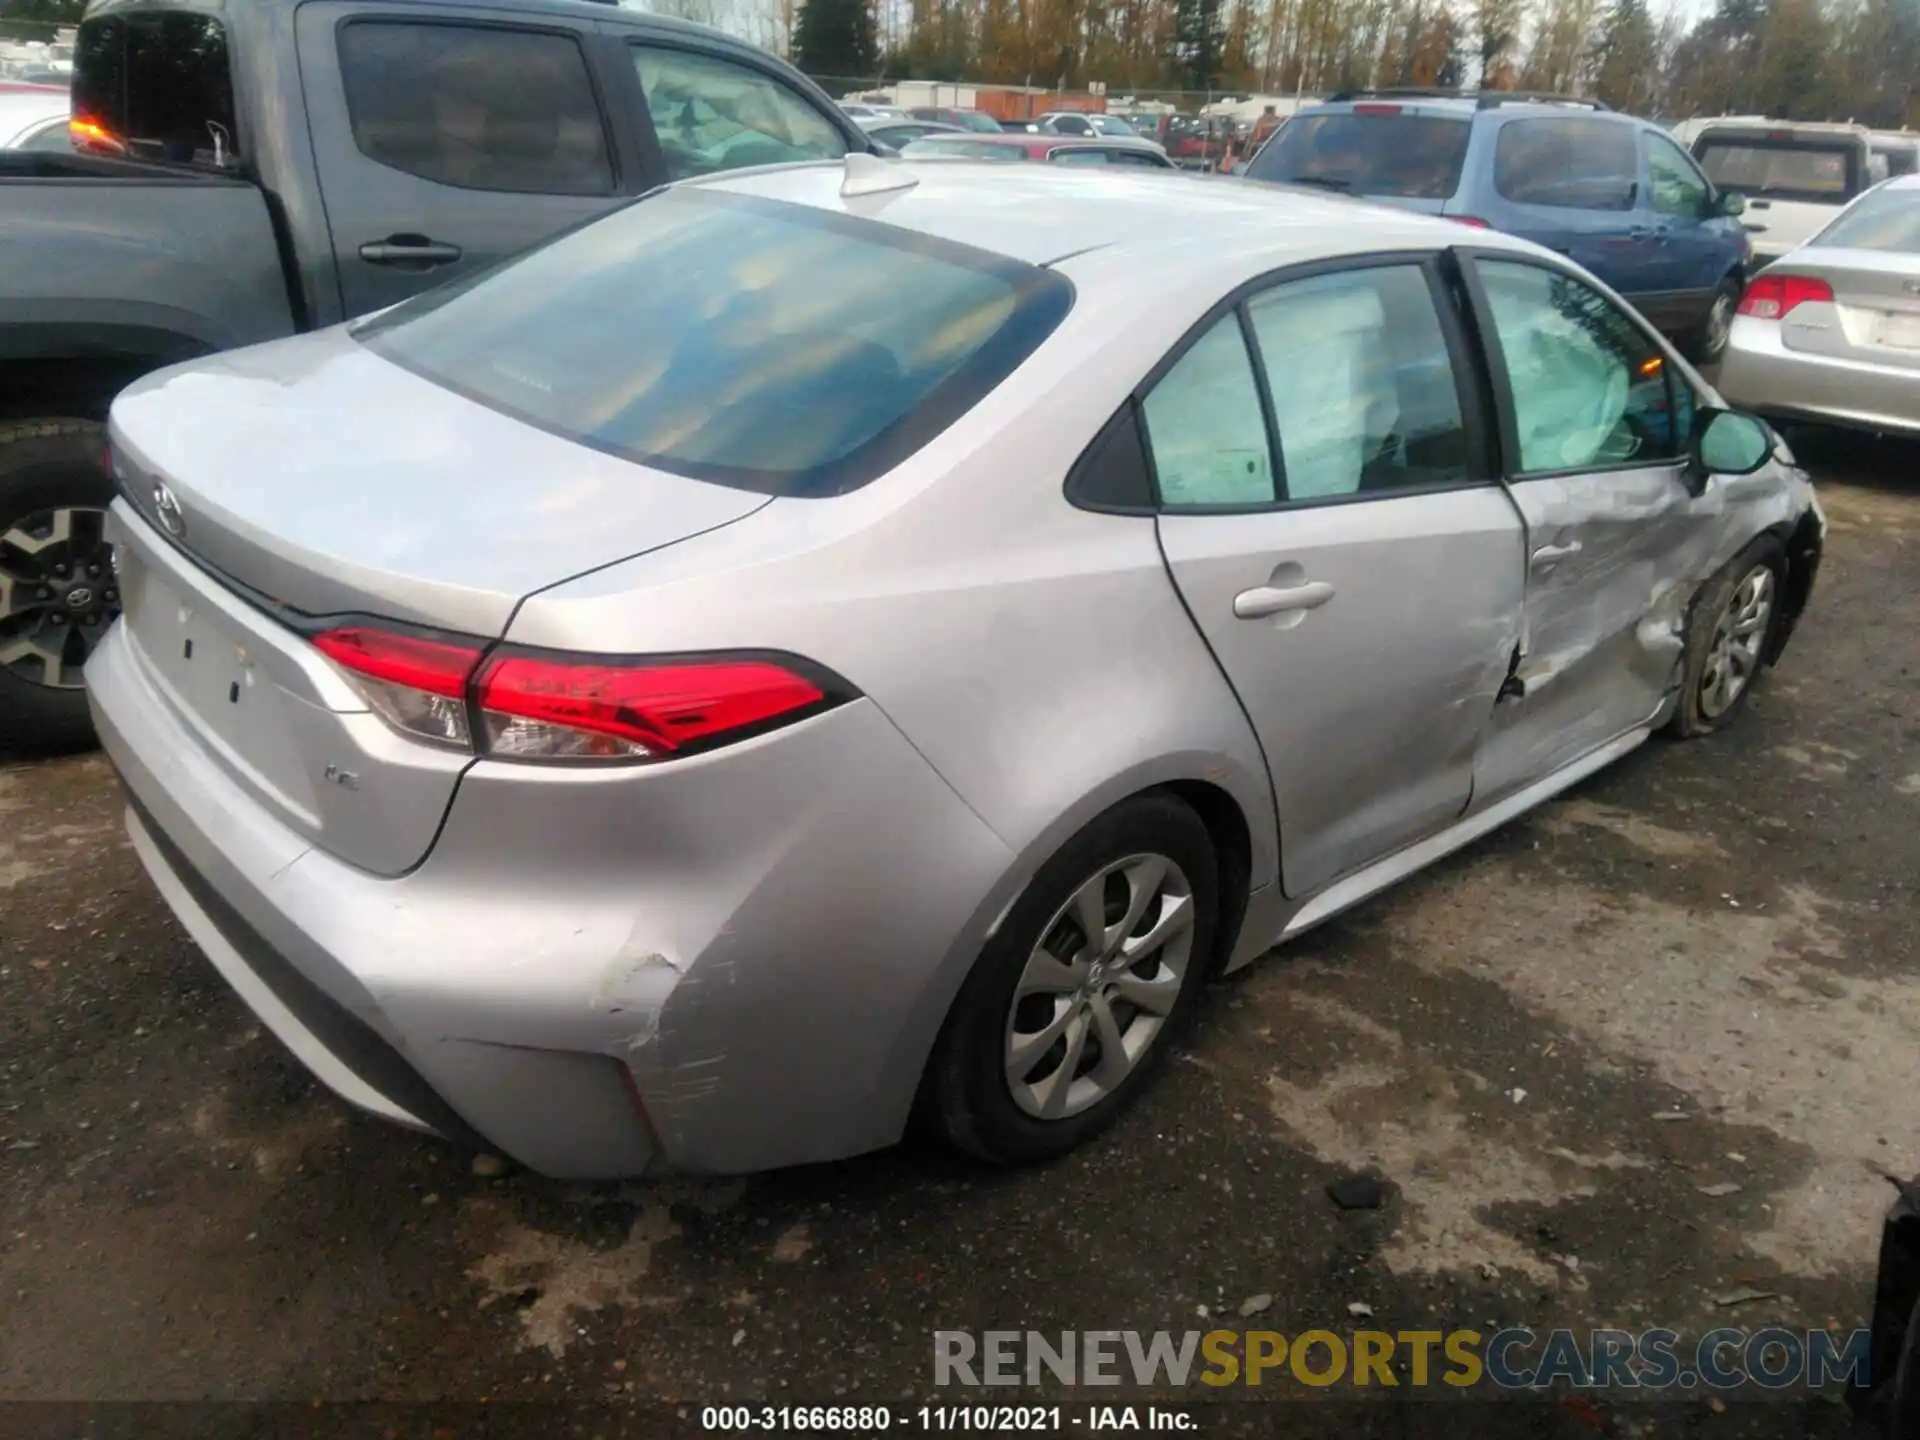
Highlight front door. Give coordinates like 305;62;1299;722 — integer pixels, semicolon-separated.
296;3;632;318
1147;258;1526;898
1642;129;1736;329
1460;253;1712;807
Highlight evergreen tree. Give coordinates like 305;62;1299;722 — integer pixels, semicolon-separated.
1173;0;1228;88
791;0;879;82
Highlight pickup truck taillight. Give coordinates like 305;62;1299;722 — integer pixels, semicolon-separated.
313;625;848;763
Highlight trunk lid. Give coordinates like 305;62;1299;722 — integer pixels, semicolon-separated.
107;329;770;875
1777;248;1920;370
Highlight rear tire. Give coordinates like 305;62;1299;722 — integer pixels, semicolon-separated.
927;792;1219;1165
0;419;114;759
1666;535;1785;739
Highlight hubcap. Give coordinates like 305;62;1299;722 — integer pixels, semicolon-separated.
0;507;118;690
1004;852;1196;1121
1698;564;1774;719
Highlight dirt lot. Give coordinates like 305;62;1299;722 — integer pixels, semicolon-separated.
1;433;1915;1431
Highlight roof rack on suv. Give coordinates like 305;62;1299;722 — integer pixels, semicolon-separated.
1323;87;1612;112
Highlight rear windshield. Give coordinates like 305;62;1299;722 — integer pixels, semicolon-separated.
71;11;238;168
1694;139;1861;203
1244;111;1471;199
357;189;1073;497
1812;187;1920;252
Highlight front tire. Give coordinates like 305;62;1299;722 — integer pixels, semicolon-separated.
0;419;116;758
1686;276;1742;366
1667;536;1785;738
927;792;1219;1165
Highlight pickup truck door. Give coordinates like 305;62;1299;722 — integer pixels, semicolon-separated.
295;3;638;317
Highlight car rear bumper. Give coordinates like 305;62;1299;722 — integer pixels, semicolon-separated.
89;618;1016;1177
1717;320;1920;436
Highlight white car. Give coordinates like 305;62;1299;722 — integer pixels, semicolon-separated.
1689;120;1878;266
0;84;68;151
838;101;907;122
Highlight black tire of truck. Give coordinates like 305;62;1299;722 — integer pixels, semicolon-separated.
0;419;114;759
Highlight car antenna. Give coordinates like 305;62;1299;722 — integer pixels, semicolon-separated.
841;152;918;199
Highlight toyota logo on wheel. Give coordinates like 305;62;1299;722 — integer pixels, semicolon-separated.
153;482;185;538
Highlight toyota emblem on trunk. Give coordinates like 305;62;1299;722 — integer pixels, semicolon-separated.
153;482;185;538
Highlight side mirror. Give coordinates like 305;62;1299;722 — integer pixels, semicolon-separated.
1717;191;1747;218
1687;407;1772;493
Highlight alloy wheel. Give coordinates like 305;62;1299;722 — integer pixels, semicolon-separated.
1698;563;1775;719
1004;852;1195;1121
0;506;119;690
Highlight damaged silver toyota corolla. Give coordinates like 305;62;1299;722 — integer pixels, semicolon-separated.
88;159;1824;1177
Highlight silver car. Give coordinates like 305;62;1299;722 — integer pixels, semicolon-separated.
1717;175;1920;437
90;159;1824;1178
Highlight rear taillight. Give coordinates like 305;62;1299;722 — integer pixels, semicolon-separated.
1737;273;1835;320
473;655;828;761
313;625;846;764
1448;215;1491;228
313;627;480;749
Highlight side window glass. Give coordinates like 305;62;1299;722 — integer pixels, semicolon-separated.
1141;315;1276;507
1493;118;1638;211
1478;260;1683;473
1244;264;1469;500
1646;133;1710;217
632;45;846;180
1049;147;1110;165
337;22;613;195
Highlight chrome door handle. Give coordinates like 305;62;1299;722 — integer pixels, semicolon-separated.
1532;540;1583;565
359;236;464;267
1233;580;1335;619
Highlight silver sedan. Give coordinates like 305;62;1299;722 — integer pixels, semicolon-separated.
1718;174;1920;437
91;159;1822;1178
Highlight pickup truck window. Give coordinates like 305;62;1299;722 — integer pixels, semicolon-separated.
338;22;613;196
631;44;846;180
355;188;1072;497
71;12;239;168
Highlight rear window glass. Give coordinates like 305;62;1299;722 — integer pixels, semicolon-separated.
356;189;1073;497
1812;187;1920;252
1494;118;1637;210
1244;112;1471;199
901;138;1025;161
338;22;613;195
71;12;238;168
1695;140;1860;202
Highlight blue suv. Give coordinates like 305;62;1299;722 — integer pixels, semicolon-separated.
1242;90;1752;361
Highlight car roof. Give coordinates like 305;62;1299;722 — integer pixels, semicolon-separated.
691;158;1527;272
1694;120;1871;141
84;0;755;44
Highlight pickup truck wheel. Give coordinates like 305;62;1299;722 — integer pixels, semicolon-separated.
0;420;114;757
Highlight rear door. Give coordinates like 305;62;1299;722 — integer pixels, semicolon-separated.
1148;256;1525;898
296;2;633;317
1692;130;1865;260
1485;115;1655;297
1458;252;1712;806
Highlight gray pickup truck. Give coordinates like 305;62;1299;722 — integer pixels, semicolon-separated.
0;0;873;753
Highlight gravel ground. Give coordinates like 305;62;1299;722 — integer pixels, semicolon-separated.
1;431;1915;1435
